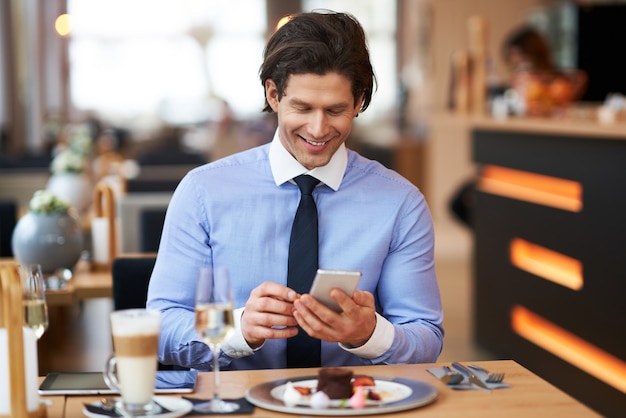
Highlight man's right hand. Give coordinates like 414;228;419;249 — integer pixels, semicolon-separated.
240;281;300;349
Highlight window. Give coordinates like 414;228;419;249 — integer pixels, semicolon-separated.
68;0;266;124
68;0;396;127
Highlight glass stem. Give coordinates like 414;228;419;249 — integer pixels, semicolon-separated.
211;344;221;404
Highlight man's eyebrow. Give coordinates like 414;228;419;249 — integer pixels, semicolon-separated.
287;97;309;107
288;97;351;110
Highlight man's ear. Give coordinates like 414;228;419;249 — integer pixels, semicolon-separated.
265;79;279;112
354;93;364;117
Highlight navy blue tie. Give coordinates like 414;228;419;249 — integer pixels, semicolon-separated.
286;174;321;368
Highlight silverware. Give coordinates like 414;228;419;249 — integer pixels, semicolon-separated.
451;362;491;392
440;365;464;385
468;364;506;383
485;372;505;383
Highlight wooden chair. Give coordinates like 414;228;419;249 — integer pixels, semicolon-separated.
0;262;46;417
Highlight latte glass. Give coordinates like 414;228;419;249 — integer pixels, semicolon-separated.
104;309;162;416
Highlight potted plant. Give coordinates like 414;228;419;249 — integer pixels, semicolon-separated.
46;123;94;213
11;190;84;275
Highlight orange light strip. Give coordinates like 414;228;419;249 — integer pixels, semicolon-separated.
512;305;626;394
477;165;583;212
510;238;583;291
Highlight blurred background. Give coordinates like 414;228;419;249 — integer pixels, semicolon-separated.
2;1;626;415
3;0;624;226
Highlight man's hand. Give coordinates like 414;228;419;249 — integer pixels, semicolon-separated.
292;289;376;348
240;281;300;349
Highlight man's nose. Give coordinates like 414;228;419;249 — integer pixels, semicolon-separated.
309;111;330;139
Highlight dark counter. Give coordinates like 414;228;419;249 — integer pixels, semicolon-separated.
472;126;626;417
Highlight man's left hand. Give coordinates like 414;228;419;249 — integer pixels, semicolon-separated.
292;289;376;348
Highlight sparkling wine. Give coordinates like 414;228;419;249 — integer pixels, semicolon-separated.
195;303;235;346
24;299;49;339
193;266;240;413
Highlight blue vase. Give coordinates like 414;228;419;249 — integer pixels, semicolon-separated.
11;211;84;274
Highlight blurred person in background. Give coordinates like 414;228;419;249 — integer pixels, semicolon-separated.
502;25;587;116
503;26;553;74
450;25;588;227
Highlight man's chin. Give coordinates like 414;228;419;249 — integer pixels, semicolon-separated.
299;155;332;170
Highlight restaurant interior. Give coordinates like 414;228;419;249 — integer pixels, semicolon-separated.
1;0;625;416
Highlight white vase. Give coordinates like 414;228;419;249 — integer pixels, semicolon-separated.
46;172;92;213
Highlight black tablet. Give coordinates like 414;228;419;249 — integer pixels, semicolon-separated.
39;369;197;395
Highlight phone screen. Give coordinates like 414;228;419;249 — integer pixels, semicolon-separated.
38;369;197;395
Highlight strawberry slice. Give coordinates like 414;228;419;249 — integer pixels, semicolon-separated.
352;375;376;387
367;389;382;401
293;386;312;395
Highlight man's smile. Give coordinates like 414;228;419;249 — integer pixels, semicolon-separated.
303;137;329;147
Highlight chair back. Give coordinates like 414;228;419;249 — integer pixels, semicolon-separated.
111;256;183;370
118;193;171;253
111;256;156;311
139;208;166;253
0;200;17;257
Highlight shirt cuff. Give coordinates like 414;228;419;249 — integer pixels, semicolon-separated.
220;307;258;358
338;312;394;358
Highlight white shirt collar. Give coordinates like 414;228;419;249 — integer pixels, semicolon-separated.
269;129;347;191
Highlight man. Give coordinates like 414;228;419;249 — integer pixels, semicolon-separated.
147;10;443;370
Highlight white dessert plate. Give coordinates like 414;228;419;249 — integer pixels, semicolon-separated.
83;396;193;418
245;375;438;416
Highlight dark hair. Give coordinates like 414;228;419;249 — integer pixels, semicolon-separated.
259;10;376;114
502;26;553;71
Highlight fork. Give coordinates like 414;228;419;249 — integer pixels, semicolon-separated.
485;372;505;383
468;364;505;383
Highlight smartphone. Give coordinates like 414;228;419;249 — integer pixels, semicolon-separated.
38;369;197;396
309;269;362;312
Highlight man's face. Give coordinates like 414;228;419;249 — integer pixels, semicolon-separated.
265;73;362;170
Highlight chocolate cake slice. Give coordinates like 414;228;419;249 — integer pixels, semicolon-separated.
316;367;354;399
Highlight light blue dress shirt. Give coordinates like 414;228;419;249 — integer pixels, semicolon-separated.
146;131;444;370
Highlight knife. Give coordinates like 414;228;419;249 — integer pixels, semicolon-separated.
451;362;491;392
440;366;464;385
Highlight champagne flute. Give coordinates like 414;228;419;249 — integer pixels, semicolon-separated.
194;266;239;413
18;263;49;339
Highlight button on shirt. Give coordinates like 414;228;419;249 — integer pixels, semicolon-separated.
146;130;443;370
